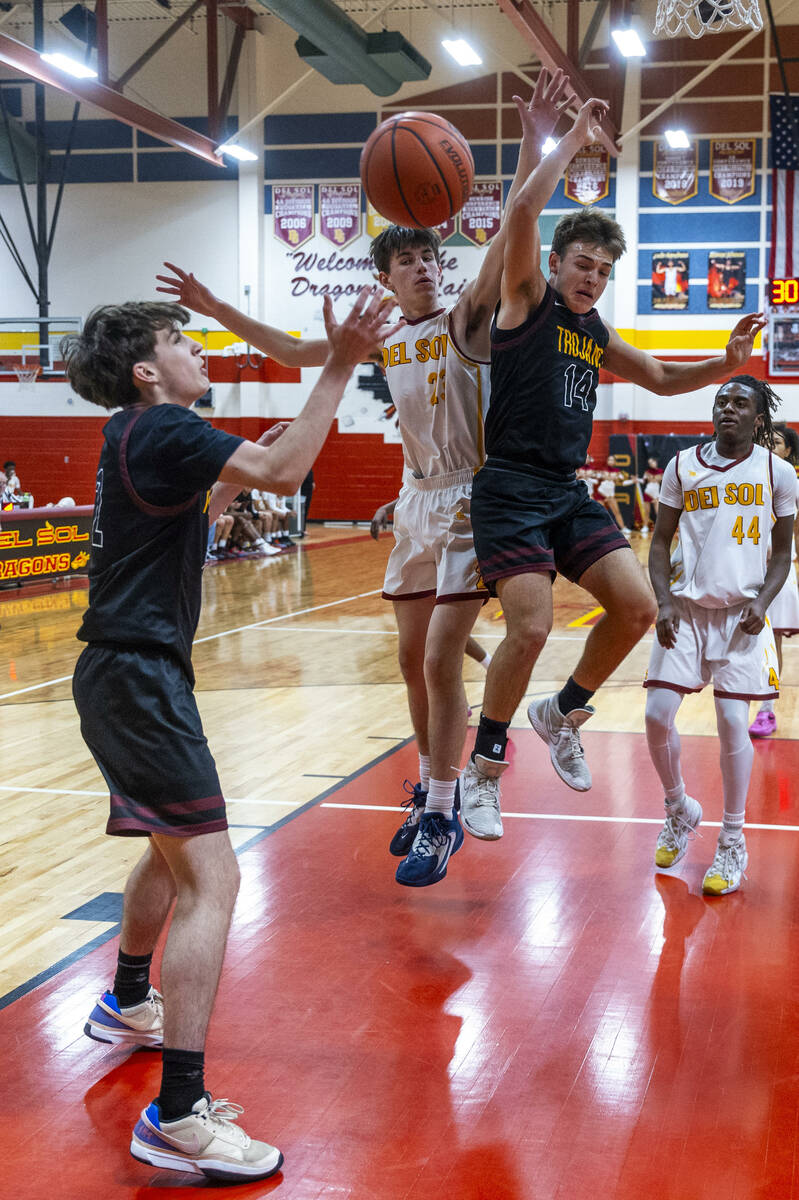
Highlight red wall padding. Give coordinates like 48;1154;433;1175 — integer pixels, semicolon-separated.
0;415;715;520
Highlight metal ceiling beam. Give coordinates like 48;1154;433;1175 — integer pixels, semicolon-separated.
116;0;205;89
493;0;620;155
0;30;223;163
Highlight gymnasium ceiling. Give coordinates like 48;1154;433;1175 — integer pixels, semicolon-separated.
0;0;796;162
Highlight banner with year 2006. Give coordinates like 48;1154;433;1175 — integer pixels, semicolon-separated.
272;185;314;249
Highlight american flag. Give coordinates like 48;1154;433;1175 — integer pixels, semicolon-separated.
769;93;799;280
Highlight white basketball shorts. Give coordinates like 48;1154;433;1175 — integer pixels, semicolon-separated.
768;563;799;636
644;597;779;700
382;468;488;604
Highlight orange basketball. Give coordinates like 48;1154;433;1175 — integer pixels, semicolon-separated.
360;111;474;229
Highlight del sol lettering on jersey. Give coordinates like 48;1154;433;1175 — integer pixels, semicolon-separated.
382;333;449;369
557;325;603;369
684;482;765;510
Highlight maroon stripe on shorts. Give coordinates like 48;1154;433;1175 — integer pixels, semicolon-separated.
107;791;227;836
479;543;555;580
557;526;630;582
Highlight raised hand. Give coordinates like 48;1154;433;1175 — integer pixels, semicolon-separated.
322;287;403;368
570;97;609;148
155;262;219;317
513;67;575;145
724;312;767;369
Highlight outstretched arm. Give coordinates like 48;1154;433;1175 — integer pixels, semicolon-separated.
452;68;575;349
156;262;330;367
603;311;766;395
217;289;401;495
498;97;609;328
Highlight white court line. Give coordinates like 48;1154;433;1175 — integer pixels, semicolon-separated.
1;783;796;831
193;588;383;645
0;674;75;701
320;801;799;832
0;587;383;701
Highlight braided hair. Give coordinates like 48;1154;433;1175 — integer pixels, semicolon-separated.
722;374;782;447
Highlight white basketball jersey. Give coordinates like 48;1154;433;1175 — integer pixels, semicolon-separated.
665;442;797;609
381;306;490;479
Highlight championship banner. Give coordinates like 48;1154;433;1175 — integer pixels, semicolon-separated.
709;140;755;204
365;201;455;243
273;185;314;248
433;215;456;243
652;251;689;310
708;250;746;309
366;200;390;240
0;506;92;584
565;143;609;206
319;184;361;248
653;142;698;205
459;181;502;246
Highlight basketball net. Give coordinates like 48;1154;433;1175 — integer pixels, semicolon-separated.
13;364;41;390
654;0;763;38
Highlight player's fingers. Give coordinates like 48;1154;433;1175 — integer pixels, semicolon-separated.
162;261;187;280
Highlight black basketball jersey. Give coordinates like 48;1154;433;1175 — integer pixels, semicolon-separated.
77;403;243;681
485;283;610;477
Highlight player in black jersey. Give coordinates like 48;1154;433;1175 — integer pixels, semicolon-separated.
68;288;399;1181
460;96;766;835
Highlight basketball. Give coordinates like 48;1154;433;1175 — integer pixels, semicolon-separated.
360;111;474;229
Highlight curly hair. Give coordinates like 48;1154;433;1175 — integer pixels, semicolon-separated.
720;374;782;447
551;207;627;263
61;301;190;411
369;225;441;276
770;420;799;465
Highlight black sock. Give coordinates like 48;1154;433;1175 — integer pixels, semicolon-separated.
112;950;152;1009
557;676;595;716
157;1048;206;1122
472;714;510;763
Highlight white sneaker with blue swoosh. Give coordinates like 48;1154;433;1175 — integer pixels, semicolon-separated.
131;1093;283;1182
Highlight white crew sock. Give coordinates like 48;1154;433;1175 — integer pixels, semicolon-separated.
418;754;430;792
424;777;456;819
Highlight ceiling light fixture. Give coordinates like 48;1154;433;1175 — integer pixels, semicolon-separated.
442;38;482;67
40;51;97;79
611;28;646;57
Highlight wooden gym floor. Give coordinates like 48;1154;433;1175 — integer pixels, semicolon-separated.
1;528;799;1198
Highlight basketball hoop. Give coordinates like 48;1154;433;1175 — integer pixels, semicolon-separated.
654;0;763;38
13;364;41;390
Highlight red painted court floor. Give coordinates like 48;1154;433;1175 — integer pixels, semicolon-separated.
3;728;799;1199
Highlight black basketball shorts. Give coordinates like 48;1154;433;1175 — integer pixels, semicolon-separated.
471;459;631;595
73;644;227;837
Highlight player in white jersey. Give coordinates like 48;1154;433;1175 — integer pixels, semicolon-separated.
370;69;577;888
749;422;799;737
645;377;796;896
158;70;577;888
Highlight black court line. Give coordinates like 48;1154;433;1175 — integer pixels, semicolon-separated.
0;735;415;1012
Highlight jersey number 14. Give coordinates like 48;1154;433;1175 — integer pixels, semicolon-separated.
563;363;593;412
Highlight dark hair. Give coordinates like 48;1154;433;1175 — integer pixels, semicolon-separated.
720;374;781;447
771;420;799;465
3;461;14;471
369;225;441;275
551;207;627;262
61;301;190;410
